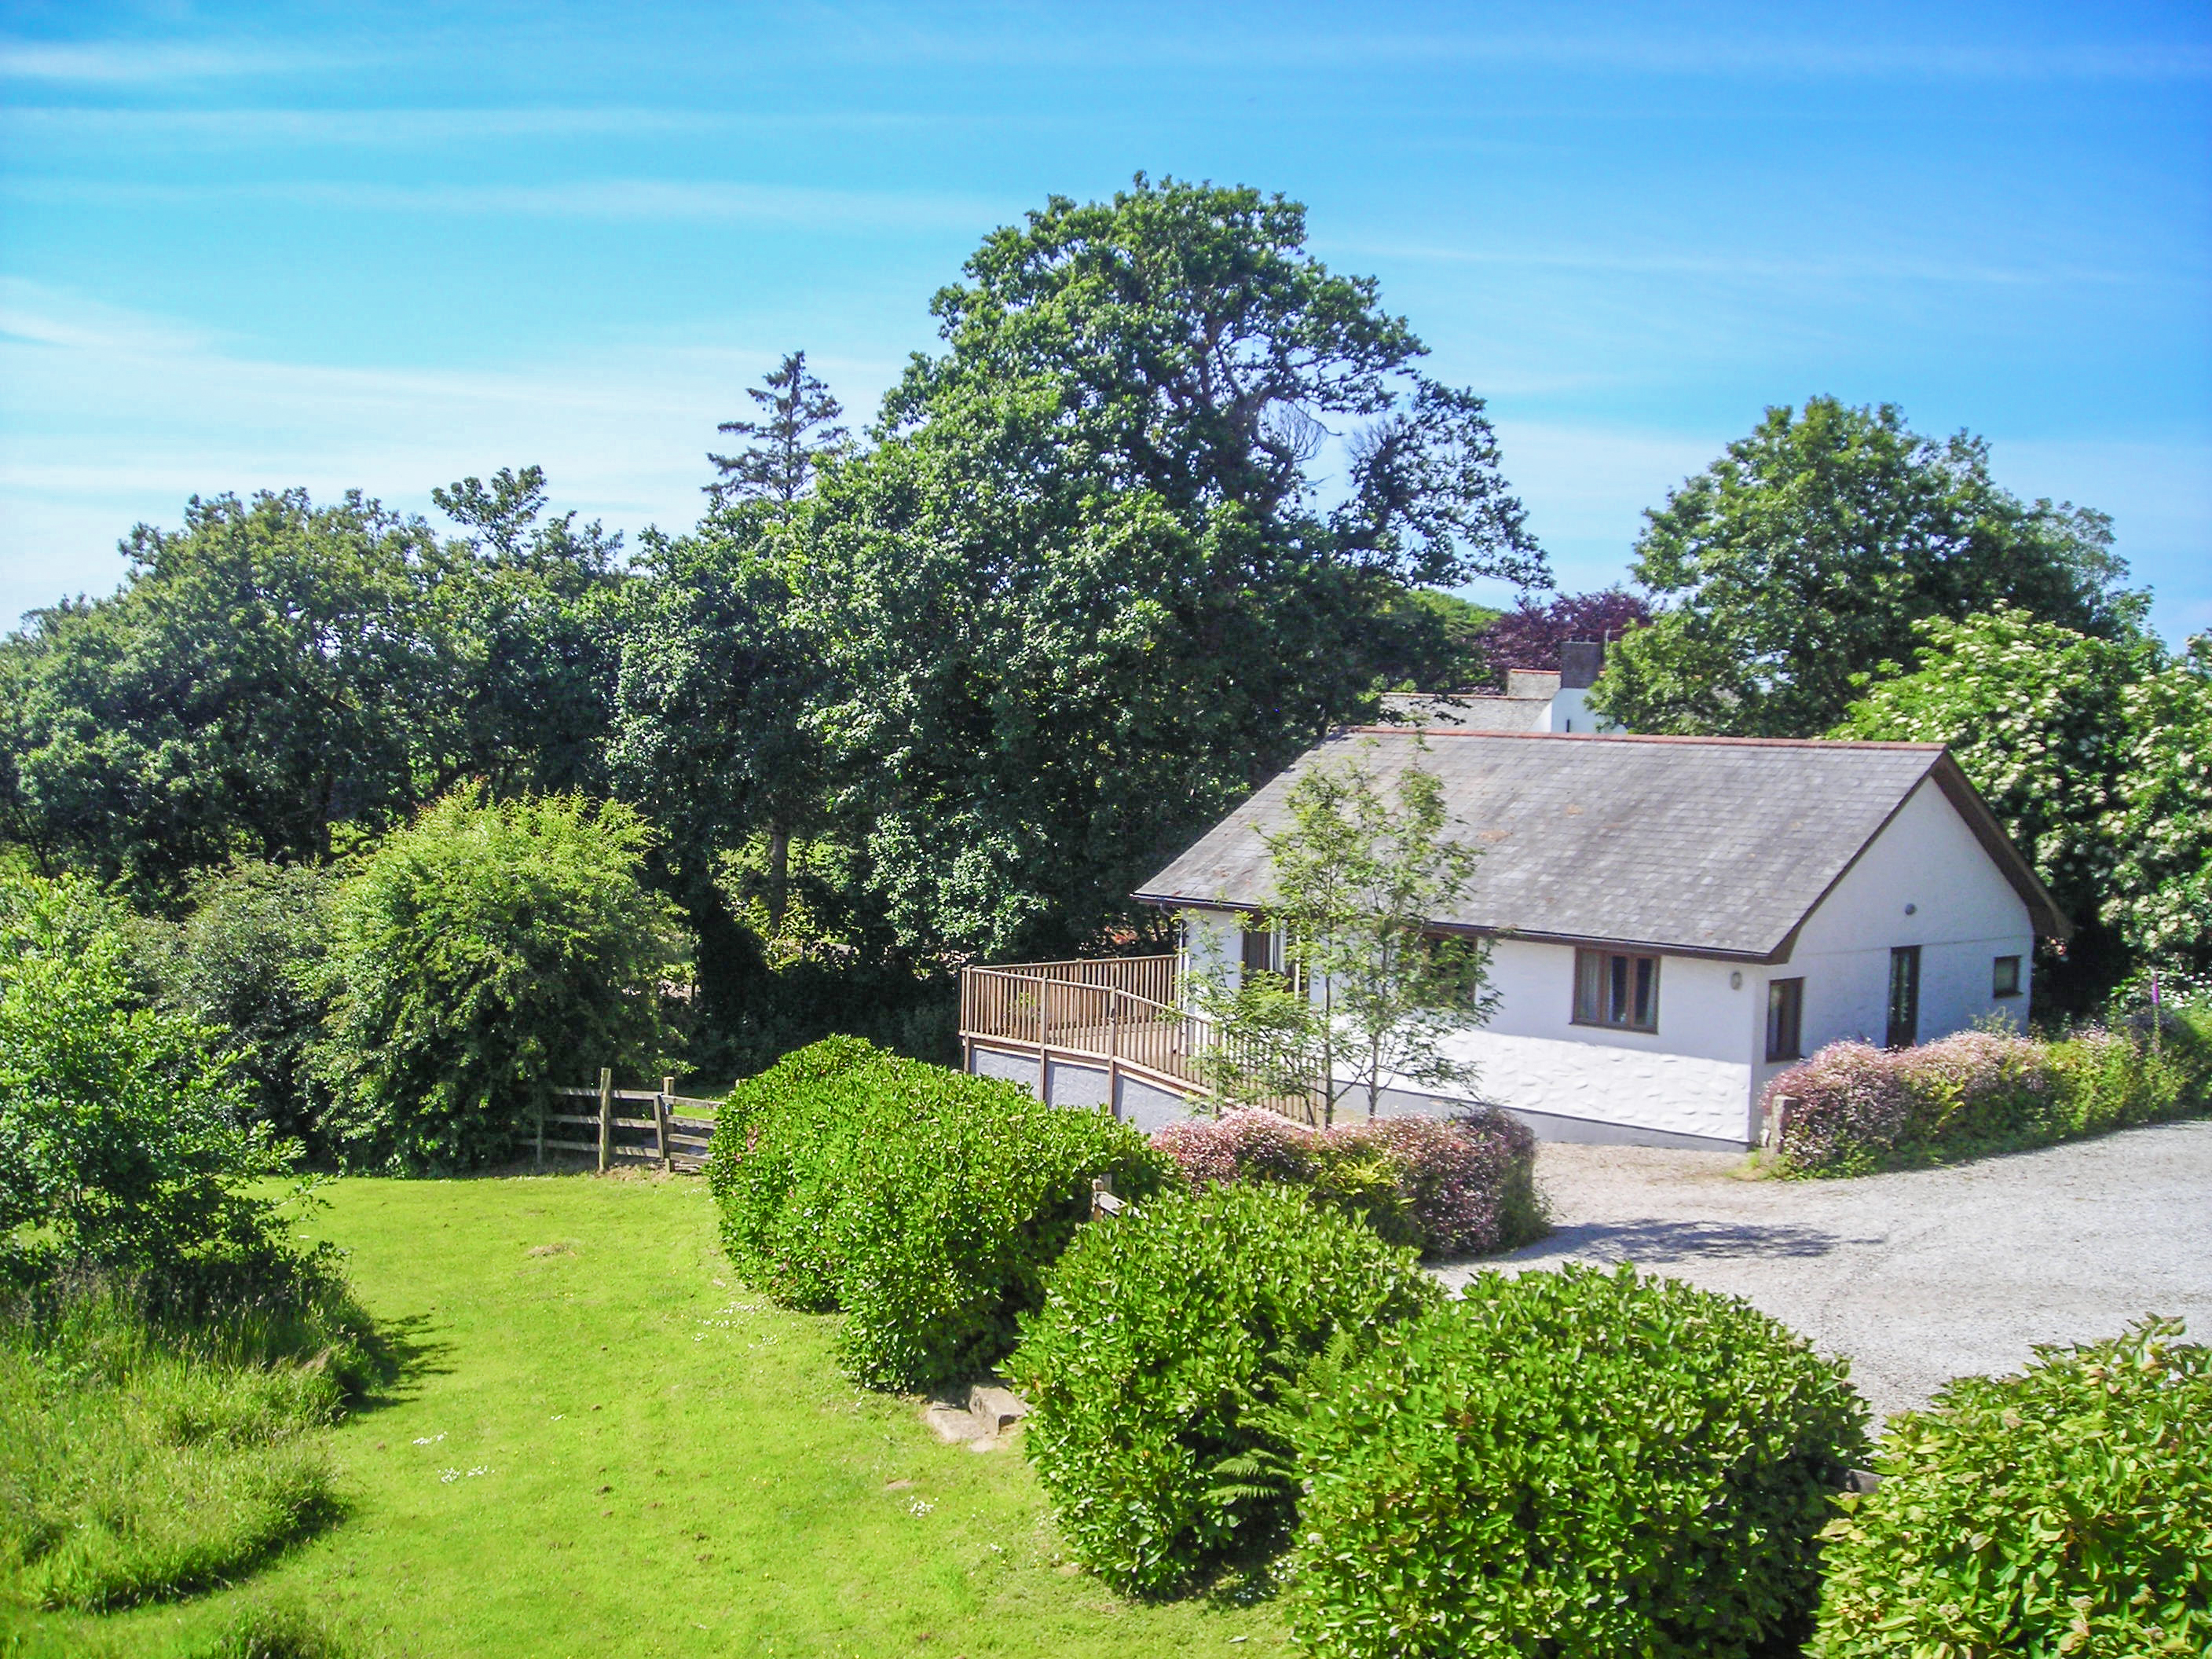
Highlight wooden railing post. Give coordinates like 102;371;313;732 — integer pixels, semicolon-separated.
597;1067;613;1174
1036;978;1052;1101
657;1076;674;1172
1106;990;1122;1119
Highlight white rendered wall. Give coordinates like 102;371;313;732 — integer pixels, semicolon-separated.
1420;939;1762;1144
1767;778;2036;1095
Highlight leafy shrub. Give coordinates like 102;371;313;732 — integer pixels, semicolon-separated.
1009;1183;1438;1598
1152;1107;1544;1257
134;859;337;1153
1770;1018;2212;1176
706;1038;1172;1388
0;1273;376;1611
1812;1317;2210;1657
0;872;317;1293
315;790;686;1172
1289;1263;1869;1659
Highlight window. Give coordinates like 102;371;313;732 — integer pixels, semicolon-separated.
1886;946;1921;1049
1240;925;1278;978
1766;977;1804;1063
1992;954;2023;998
1240;924;1306;993
1573;948;1659;1032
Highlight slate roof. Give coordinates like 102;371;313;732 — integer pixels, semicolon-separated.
1376;692;1551;731
1134;729;2068;961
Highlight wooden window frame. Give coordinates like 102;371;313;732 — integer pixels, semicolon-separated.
1766;976;1804;1064
1572;947;1661;1034
1992;954;2023;999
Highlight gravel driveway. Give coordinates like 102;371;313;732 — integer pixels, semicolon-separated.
1433;1117;2212;1423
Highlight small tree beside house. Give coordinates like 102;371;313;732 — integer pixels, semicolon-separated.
1185;745;1496;1126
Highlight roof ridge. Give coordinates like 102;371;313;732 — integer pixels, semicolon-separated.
1340;727;1947;753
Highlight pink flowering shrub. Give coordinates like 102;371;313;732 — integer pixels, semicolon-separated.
1767;1015;2212;1176
1152;1108;1544;1258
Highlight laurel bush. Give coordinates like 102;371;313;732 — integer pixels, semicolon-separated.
705;1038;1171;1388
1288;1264;1868;1659
1009;1183;1437;1597
1812;1317;2210;1657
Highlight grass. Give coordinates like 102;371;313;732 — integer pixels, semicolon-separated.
0;1277;368;1617
3;1171;1289;1657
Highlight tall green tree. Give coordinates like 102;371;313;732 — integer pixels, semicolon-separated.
1186;747;1494;1126
795;176;1547;958
614;355;855;1031
433;465;628;796
707;350;849;506
1595;398;2143;738
0;490;466;899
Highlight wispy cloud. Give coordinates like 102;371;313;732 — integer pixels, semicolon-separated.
0;38;329;82
0;175;1009;233
1328;238;2154;292
0;104;1035;151
805;8;2212;83
0;277;211;354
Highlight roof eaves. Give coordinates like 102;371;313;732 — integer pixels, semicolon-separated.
1133;893;1780;963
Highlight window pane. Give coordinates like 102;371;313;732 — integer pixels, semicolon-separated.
1993;955;2022;998
1632;957;1656;1028
1767;977;1803;1062
1887;947;1921;1049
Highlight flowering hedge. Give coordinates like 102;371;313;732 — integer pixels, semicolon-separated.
1152;1108;1545;1258
1767;1013;2212;1176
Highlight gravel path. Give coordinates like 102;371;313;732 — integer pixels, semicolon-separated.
1433;1117;2212;1423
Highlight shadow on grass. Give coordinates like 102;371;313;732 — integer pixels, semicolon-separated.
347;1310;454;1414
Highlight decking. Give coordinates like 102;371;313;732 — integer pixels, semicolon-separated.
958;954;1317;1124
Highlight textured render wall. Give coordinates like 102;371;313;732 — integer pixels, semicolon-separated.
1418;939;1763;1144
1776;778;2036;1077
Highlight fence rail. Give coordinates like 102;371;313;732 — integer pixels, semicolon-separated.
537;1070;727;1172
958;958;1317;1126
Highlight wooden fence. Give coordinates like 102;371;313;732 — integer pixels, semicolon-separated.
539;1069;723;1172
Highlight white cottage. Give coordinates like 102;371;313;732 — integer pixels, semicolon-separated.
1137;727;2068;1149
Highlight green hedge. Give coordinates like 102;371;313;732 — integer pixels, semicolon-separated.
1769;1011;2212;1176
1288;1264;1869;1659
1009;1183;1437;1598
1813;1318;2211;1657
705;1038;1171;1389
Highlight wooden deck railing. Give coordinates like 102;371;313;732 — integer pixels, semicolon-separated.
958;957;1318;1125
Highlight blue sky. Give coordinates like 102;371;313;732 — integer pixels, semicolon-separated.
2;2;2207;640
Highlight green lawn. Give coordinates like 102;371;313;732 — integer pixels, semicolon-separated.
8;1173;1287;1657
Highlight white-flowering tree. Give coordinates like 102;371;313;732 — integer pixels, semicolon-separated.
1187;745;1496;1126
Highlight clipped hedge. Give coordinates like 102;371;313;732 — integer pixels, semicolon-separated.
705;1038;1171;1389
1152;1107;1544;1258
1009;1183;1437;1599
1769;1013;2212;1176
1814;1318;2211;1657
1288;1264;1869;1659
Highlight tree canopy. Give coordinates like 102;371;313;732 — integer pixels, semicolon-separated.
789;175;1547;958
1594;398;2144;738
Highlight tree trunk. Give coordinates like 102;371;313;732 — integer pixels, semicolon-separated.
766;822;790;936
